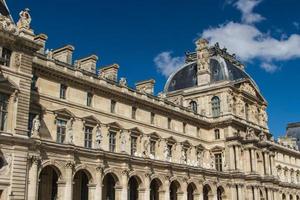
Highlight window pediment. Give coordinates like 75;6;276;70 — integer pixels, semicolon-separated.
0;75;19;94
53;108;75;119
82;115;100;125
107;122;123;130
210;145;224;152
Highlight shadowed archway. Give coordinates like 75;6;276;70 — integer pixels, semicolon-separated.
150;178;162;200
38;166;60;200
73;170;91;200
102;173;119;200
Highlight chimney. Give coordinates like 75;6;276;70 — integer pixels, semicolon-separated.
98;64;119;82
34;33;48;54
53;45;75;65
196;38;211;86
135;79;155;95
75;55;98;73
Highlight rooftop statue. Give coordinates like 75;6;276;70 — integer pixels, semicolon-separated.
17;8;31;30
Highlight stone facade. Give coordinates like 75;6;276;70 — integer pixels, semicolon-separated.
0;4;300;200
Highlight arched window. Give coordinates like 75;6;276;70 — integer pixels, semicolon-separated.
190;101;198;113
211;96;221;117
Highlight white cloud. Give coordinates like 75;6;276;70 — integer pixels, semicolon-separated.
202;22;300;62
234;0;265;24
200;0;300;73
261;62;278;73
154;52;185;78
293;22;300;30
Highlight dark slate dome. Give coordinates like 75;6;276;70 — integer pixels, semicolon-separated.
164;56;257;93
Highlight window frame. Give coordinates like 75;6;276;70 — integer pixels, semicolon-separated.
211;96;221;117
86;92;93;107
0;47;12;67
56;119;67;143
111;100;116;113
215;153;223;172
60;84;67;99
130;135;138;155
0;93;9;131
167;118;171;129
109;130;117;152
84;126;93;148
190;101;198;113
131;106;137;120
150;139;156;156
150;112;155;125
215;129;220;140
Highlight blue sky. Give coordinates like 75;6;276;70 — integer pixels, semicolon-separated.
9;0;300;138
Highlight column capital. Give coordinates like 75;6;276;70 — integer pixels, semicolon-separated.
28;155;41;165
64;160;75;169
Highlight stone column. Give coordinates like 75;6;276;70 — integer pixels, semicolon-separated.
164;177;170;199
94;166;103;200
229;146;236;170
264;152;270;175
142;174;151;200
180;181;187;200
254;186;259;200
238;185;244;200
251;149;257;172
88;184;96;200
236;146;241;170
196;184;203;200
115;185;123;200
57;180;66;200
27;156;40;200
120;170;128;200
64;161;74;200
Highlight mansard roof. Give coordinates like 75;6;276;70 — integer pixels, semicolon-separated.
164;44;261;94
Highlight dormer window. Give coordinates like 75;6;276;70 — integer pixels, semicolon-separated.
0;47;11;67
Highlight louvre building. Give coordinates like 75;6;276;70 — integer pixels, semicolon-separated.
0;2;300;200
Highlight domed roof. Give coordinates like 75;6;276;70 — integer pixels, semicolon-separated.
164;56;257;93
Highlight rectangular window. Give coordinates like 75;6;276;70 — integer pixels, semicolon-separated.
183;148;188;162
60;84;67;99
109;131;116;152
215;153;222;171
28;113;36;136
111;100;116;113
84;126;93;148
150;140;156;156
0;93;8;131
0;47;11;67
183;122;187;133
132;107;137;120
215;129;220;140
168;118;171;129
131;136;137;155
167;144;172;158
150;112;155;125
87;92;93;107
56;119;67;143
31;75;38;91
